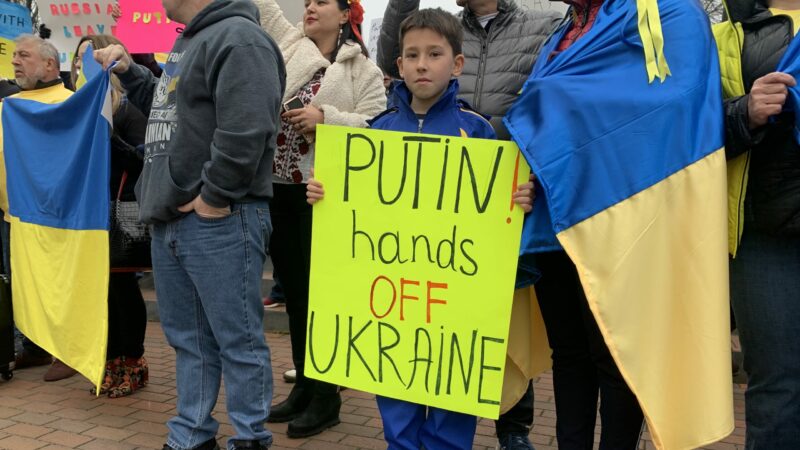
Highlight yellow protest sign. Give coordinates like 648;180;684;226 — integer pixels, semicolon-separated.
0;38;15;80
306;124;530;419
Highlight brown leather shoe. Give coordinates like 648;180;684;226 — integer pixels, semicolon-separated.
43;359;77;382
14;351;52;369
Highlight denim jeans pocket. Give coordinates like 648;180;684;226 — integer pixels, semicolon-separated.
192;209;241;224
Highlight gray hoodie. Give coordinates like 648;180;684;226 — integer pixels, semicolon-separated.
120;0;286;224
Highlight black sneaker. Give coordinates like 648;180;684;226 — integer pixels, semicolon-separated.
498;433;535;450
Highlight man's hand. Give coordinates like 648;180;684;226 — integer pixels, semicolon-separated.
512;174;536;213
282;105;324;135
748;72;797;129
93;44;132;73
178;195;231;219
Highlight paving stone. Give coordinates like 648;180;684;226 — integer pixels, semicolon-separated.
0;324;746;449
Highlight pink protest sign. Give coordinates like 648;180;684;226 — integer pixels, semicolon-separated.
114;0;183;53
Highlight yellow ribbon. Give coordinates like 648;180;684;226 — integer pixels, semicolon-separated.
636;0;671;83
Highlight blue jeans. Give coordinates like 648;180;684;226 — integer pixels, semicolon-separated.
376;396;477;450
151;202;273;450
730;230;800;450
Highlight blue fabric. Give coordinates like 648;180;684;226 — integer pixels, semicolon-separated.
730;230;800;449
151;203;273;450
370;79;496;139
0;2;32;39
377;396;477;450
2;69;111;230
503;0;724;255
776;32;800;144
81;43;103;82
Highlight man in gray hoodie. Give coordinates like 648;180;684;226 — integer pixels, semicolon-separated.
95;1;285;449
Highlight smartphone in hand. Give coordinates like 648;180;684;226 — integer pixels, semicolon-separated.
283;96;304;112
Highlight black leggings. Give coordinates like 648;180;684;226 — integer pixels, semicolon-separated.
534;251;643;450
107;272;147;359
269;183;336;396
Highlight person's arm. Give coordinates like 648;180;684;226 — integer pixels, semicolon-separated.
723;95;762;159
199;44;284;208
117;63;159;116
377;0;420;79
317;61;386;128
95;44;159;115
252;0;302;51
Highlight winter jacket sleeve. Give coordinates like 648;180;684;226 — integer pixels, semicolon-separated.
377;0;420;79
118;62;159;117
200;44;284;208
252;0;302;53
724;94;766;159
319;60;386;128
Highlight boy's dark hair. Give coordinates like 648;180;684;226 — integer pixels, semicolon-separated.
399;8;463;56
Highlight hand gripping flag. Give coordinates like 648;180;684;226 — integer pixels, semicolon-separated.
1;58;112;390
504;0;734;449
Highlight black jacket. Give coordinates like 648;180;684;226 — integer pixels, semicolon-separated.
724;0;800;235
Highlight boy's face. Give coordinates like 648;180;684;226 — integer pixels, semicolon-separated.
397;28;464;107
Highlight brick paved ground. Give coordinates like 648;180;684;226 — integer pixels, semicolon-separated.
0;323;746;450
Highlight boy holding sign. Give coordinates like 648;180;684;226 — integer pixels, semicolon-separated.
307;8;533;449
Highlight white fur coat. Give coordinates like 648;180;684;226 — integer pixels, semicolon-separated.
254;0;386;129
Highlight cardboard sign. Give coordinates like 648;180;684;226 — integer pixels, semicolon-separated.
0;2;33;79
114;0;182;54
38;0;116;70
306;125;529;419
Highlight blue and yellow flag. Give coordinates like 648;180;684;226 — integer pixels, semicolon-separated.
776;32;800;143
504;0;733;448
1;64;112;389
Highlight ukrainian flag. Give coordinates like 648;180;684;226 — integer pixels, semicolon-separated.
776;31;800;143
1;64;113;389
504;0;733;448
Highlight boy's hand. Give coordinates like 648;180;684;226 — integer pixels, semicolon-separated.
307;170;325;205
512;174;536;213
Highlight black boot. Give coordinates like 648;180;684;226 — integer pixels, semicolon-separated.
286;384;341;438
267;382;313;423
230;440;268;450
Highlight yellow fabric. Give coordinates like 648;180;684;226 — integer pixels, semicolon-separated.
712;19;749;257
500;287;551;414
636;0;671;83
0;84;73;215
770;8;800;34
10;219;109;387
557;148;734;450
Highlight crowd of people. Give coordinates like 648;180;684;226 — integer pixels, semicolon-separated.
0;0;798;449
